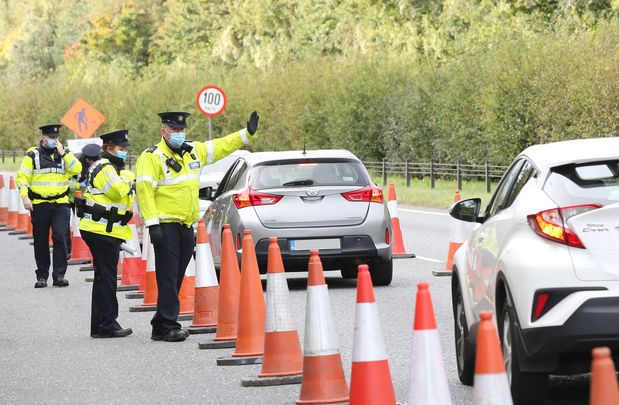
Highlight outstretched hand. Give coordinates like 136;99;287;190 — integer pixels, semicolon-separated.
246;111;259;135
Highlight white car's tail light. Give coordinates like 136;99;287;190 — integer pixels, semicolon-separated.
341;184;384;203
527;204;601;248
233;188;283;209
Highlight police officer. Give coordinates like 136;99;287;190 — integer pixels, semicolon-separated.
16;124;82;288
136;110;259;342
77;132;134;338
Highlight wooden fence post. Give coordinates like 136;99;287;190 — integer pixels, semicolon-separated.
485;161;491;193
457;161;462;191
405;160;410;187
430;160;435;189
382;158;387;186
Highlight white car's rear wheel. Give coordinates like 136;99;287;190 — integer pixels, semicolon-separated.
453;275;474;385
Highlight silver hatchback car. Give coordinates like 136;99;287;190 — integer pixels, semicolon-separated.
202;150;394;285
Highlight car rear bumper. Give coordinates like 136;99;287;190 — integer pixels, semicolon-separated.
253;235;391;272
516;296;619;374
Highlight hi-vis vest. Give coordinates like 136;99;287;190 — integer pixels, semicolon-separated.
78;158;135;240
136;129;253;227
16;145;82;204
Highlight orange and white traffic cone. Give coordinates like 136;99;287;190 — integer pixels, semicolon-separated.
10;195;29;235
118;216;144;291
242;237;303;386
199;224;241;349
435;190;473;276
177;256;196;321
137;225;150;294
5;177;18;230
590;347;619;405
217;230;265;366
473;311;512;405
129;242;157;312
407;282;452;405
297;250;349;404
387;183;414;259
349;264;396;405
68;194;92;265
0;175;8;227
18;210;34;240
189;219;219;334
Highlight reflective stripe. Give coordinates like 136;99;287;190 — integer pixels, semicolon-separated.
144;218;159;227
240;128;251;145
157;173;200;186
152;149;171;180
66;159;77;170
30;181;68;187
32;167;66;174
18;185;29;191
32;149;40;170
136;175;157;187
19;166;32;175
84;199;128;211
101;175;121;193
206;141;214;164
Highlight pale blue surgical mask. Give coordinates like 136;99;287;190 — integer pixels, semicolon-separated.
116;150;127;161
46;139;57;149
169;131;186;148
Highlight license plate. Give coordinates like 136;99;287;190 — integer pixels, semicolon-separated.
290;238;341;251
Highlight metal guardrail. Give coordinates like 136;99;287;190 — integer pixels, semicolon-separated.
365;159;508;193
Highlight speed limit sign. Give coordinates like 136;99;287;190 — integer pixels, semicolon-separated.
196;85;227;117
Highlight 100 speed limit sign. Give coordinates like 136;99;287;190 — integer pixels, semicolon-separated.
196;85;227;117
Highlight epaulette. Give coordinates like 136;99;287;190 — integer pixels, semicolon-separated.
146;145;158;153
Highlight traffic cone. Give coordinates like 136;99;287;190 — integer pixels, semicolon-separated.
138;225;150;293
0;175;8;226
435;190;473;276
189;219;219;334
68;194;92;265
217;229;265;366
129;242;157;312
118;216;144;291
199;224;240;349
407;282;452;405
241;237;302;387
349;264;396;405
18;210;34;240
6;177;18;230
387;183;414;259
590;347;619;405
177;255;196;321
297;250;349;404
473;311;512;405
10;195;29;235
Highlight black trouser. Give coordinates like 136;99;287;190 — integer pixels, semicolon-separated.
81;230;123;336
31;203;70;281
151;222;195;335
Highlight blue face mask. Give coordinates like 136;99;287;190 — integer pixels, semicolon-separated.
169;131;186;148
116;150;127;161
46;139;57;149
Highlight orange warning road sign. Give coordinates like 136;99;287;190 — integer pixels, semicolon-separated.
61;99;105;138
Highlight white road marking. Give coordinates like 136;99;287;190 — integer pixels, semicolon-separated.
400;208;449;217
415;256;444;263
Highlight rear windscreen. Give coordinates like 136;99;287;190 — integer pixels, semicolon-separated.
544;160;619;206
250;161;369;189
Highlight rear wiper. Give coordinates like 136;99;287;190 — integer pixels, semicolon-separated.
282;179;314;186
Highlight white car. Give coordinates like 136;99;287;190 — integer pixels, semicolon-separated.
450;137;619;404
199;150;250;218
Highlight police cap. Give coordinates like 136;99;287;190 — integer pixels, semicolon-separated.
100;129;130;146
158;111;190;129
82;144;102;159
39;124;62;137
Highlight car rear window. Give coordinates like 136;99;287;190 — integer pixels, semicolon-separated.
250;161;369;189
544;160;619;206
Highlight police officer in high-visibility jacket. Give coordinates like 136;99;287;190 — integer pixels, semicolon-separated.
136;110;259;342
16;124;82;288
77;132;134;338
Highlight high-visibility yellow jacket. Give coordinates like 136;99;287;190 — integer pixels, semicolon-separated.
68;176;81;204
78;159;135;240
16;145;82;204
136;129;253;227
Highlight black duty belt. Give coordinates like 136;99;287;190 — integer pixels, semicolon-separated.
74;197;133;233
28;188;69;201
